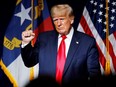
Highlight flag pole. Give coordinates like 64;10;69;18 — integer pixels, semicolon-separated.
30;0;34;81
105;0;110;75
31;0;35;47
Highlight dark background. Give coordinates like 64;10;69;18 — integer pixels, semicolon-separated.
0;0;87;86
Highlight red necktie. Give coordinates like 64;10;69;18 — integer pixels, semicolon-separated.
56;35;67;84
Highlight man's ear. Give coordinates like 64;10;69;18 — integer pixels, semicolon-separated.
71;19;74;24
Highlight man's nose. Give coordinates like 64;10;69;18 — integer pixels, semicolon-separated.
57;19;62;26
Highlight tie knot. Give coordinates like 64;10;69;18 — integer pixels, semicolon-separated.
61;35;67;40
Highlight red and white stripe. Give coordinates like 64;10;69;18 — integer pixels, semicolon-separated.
77;7;116;74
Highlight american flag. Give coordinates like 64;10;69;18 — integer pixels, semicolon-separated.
77;0;116;75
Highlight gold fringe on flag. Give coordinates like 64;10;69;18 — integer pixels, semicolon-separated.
0;60;18;87
29;67;34;81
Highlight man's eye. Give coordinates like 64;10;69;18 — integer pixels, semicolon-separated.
53;19;58;22
60;18;64;21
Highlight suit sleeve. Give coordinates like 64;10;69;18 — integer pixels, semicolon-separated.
21;41;39;67
87;38;101;80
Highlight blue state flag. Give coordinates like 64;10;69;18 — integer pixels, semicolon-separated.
0;0;54;86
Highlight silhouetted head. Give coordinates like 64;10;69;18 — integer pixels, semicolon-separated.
25;75;60;87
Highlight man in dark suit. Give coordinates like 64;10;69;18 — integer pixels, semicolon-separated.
21;4;101;87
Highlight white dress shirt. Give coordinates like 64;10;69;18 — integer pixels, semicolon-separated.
58;27;74;57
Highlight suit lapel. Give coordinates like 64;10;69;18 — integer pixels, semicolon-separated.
48;31;58;76
63;30;80;75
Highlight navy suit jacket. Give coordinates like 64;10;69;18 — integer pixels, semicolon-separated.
21;29;101;85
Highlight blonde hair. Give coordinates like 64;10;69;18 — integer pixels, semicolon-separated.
50;4;74;18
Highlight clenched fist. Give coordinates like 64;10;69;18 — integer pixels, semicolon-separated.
22;30;35;45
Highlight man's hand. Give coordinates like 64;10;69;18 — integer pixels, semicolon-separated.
22;30;35;45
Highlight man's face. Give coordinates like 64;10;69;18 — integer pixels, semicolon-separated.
53;15;73;35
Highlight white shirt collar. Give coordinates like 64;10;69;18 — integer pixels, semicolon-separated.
58;27;74;39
